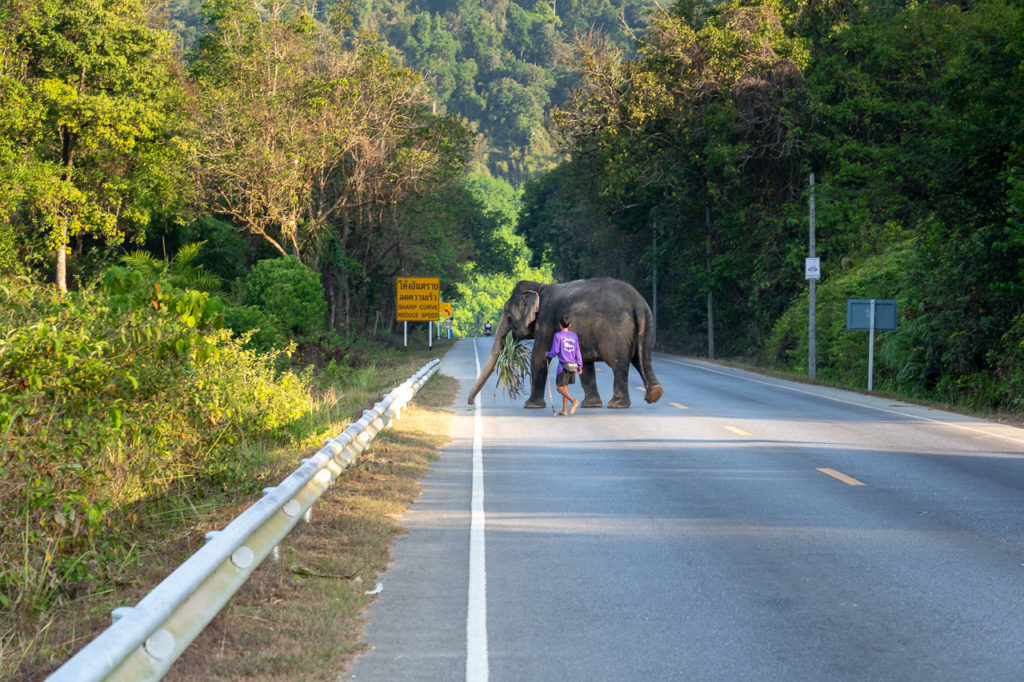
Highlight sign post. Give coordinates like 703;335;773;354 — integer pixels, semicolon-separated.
846;299;897;391
438;301;454;340
396;277;441;348
807;172;818;380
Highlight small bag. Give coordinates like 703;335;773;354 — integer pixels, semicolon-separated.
562;362;579;373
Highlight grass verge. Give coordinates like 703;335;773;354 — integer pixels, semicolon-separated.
5;343;457;681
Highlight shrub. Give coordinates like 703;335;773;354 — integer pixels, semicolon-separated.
0;274;311;613
241;257;326;336
222;304;287;354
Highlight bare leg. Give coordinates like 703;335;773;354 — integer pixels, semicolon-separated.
556;382;579;415
556;384;570;414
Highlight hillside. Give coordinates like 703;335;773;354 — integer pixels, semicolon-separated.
162;0;656;184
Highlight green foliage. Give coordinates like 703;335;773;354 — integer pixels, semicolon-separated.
120;242;223;294
542;0;1024;412
762;244;918;388
495;331;531;398
452;177;553;336
0;0;192;291
0;275;310;613
188;0;485;334
345;0;658;182
241;257;327;336
221;305;287;354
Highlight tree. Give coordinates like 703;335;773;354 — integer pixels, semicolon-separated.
548;0;811;355
192;0;478;331
190;0;327;258
2;0;190;292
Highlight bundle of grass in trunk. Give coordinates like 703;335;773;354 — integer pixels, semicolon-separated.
495;331;530;399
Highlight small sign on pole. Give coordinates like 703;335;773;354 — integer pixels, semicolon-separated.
805;257;821;280
846;299;898;391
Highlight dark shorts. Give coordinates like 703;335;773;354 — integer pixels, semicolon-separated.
557;370;576;386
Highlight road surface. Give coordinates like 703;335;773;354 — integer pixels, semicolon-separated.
347;338;1024;681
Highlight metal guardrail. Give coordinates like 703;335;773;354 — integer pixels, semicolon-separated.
47;358;441;681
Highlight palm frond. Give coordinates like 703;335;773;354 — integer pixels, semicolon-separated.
121;250;162;275
495;331;531;399
171;241;207;270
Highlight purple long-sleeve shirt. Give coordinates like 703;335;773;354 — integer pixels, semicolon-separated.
546;329;583;374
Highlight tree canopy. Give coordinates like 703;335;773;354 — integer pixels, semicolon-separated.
536;0;1024;410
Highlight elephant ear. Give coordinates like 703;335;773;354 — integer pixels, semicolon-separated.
510;289;541;331
523;290;541;326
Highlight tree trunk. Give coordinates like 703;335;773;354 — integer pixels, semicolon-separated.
55;124;75;294
55;233;67;294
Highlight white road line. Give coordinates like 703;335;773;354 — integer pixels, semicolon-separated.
467;340;488;681
660;357;1024;447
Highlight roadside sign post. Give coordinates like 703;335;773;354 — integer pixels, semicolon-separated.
846;299;898;391
807;172;818;380
396;277;441;348
868;300;875;392
438;302;454;340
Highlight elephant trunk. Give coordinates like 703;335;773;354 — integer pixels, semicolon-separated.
467;317;509;405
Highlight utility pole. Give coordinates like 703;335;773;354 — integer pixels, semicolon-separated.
808;172;817;380
652;217;658;347
706;206;715;360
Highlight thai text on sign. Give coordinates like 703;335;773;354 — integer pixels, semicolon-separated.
396;277;440;321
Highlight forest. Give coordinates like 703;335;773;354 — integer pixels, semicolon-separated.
1;0;1023;667
526;0;1024;412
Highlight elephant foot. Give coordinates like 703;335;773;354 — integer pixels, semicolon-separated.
581;397;603;408
524;398;547;409
606;397;631;409
645;384;664;404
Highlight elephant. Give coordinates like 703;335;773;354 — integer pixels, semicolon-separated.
467;277;664;409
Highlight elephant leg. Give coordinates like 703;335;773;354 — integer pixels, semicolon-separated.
606;358;632;408
523;345;548;408
579;361;603;407
632;356;663;403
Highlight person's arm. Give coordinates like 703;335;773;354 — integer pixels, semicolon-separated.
573;333;583;366
547;332;560;358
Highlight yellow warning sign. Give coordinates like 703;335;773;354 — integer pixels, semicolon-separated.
396;277;440;321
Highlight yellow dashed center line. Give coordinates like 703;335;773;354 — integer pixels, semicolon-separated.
724;425;752;436
816;468;866;486
670;402;688;410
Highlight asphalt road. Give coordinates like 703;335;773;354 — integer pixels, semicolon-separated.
346;338;1024;681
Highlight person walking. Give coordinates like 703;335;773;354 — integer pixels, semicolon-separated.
546;314;583;415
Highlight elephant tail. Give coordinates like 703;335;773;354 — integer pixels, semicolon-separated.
636;305;663;404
